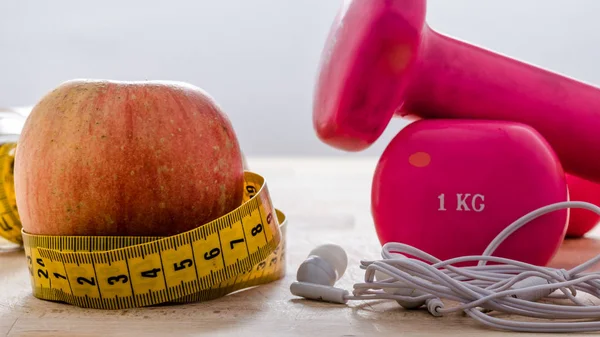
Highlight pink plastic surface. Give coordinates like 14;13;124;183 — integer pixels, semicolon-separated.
313;0;600;183
371;120;568;266
565;174;600;237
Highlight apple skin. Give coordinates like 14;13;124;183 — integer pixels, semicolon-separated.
565;174;600;237
14;79;244;237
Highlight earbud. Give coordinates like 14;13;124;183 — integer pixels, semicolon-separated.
290;243;442;312
290;243;350;304
296;243;348;286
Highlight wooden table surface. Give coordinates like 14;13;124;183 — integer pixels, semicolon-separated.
2;157;600;336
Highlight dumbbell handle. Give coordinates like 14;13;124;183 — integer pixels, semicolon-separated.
402;27;600;182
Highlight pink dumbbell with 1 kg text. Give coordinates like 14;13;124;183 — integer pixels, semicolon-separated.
371;119;568;266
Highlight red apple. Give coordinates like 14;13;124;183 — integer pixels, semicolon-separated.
14;79;244;237
565;174;600;237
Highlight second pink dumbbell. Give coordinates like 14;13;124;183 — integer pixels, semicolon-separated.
313;0;600;183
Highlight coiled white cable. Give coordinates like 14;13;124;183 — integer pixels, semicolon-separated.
344;201;600;333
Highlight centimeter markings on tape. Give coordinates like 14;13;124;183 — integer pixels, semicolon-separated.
0;142;287;309
0;142;22;245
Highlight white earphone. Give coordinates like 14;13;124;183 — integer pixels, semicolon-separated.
290;201;600;333
290;243;349;304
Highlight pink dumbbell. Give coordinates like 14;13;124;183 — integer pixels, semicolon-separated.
371;119;568;266
313;0;600;183
565;174;600;237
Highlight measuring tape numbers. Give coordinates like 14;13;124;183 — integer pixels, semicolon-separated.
0;142;287;309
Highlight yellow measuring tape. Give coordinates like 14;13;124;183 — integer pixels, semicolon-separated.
0;142;287;309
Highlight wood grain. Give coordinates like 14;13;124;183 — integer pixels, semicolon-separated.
2;157;600;336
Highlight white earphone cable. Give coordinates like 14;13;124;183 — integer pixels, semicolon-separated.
344;201;600;332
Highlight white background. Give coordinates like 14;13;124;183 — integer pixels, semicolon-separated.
2;0;600;157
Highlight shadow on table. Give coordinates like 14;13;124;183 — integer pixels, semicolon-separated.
12;277;287;336
549;236;600;271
